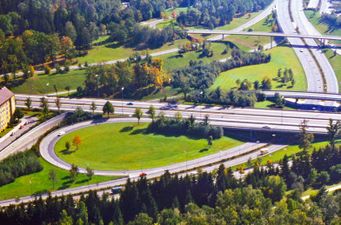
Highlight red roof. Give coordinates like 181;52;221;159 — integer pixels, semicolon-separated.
0;87;14;106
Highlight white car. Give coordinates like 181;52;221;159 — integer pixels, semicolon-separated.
58;131;66;136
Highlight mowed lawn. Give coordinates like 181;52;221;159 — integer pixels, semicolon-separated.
224;15;275;50
210;46;307;91
325;49;341;92
11;70;87;94
55;122;243;171
233;139;340;170
0;158;115;201
216;11;261;31
77;36;188;64
159;42;233;71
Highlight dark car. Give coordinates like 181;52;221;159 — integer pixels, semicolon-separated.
126;102;134;106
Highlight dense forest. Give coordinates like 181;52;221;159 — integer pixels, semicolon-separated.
0;0;273;75
0;142;340;224
177;0;273;28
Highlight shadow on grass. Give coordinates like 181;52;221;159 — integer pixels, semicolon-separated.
32;189;49;197
120;126;134;132
130;128;147;135
199;148;209;153
75;179;88;184
60;149;73;155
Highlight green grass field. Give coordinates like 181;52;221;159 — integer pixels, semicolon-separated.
325;49;341;92
55;122;243;171
77;36;188;64
10;70;87;94
234;139;339;170
210;46;307;91
159;42;233;71
0;158;115;201
223;14;275;50
216;12;261;31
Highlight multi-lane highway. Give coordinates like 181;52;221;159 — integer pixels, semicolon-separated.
276;0;339;94
14;94;341;134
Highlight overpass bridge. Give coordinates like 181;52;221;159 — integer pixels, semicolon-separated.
187;29;341;42
260;91;341;102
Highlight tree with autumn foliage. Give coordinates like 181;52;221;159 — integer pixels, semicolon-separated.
72;136;82;150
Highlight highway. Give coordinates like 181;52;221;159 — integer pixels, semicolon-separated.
292;0;339;93
14;94;341;133
276;0;339;94
277;0;325;93
0;113;66;161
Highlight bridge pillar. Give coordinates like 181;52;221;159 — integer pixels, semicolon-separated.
270;36;273;49
222;34;225;40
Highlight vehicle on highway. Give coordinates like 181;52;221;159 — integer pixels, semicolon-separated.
139;172;147;177
259;148;269;156
111;186;123;195
58;131;66;136
126;102;134;106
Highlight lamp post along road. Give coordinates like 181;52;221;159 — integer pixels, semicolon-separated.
121;87;125;115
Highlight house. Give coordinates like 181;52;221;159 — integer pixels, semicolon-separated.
0;87;15;132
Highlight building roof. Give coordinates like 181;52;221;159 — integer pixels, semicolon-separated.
0;87;14;106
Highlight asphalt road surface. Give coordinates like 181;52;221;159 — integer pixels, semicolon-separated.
15;94;341;133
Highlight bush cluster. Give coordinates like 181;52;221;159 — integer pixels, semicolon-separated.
0;150;42;186
147;116;224;139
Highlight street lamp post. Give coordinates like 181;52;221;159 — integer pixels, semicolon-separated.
121;87;125;116
200;91;203;119
95;74;99;97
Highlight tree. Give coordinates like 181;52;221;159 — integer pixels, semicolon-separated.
55;97;61;113
90;102;97;115
40;97;49;119
207;135;213;146
48;169;57;189
65;86;71;96
69;164;79;182
86;167;94;181
65;141;71;151
133;108;143;125
298;120;314;151
147;105;156;122
25;97;32;110
175;112;182;122
103;101;114;117
326;119;341;149
59;210;73;225
65;21;77;42
72;136;82;150
274;93;284;108
129;213;153;225
262;77;272;90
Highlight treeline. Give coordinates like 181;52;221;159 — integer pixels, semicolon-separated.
177;0;273;28
0;30;75;75
147;114;224;139
0;148;42;186
0;0;186;75
81;57;170;99
188;89;259;107
108;22;186;50
1;144;340;224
